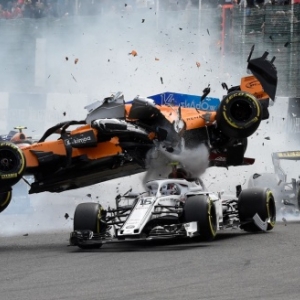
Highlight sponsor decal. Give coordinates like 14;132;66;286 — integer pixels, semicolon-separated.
162;93;176;105
139;197;153;206
245;80;260;89
69;136;92;144
1;173;17;179
66;130;97;148
148;92;220;111
0;142;16;147
126;225;135;229
186;112;212;122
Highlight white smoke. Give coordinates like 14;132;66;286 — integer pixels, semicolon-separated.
143;140;209;184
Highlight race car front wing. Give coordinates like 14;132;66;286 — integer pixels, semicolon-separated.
69;221;200;247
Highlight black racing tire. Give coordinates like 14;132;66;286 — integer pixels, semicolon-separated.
0;189;12;213
216;91;262;139
0;142;26;188
183;195;217;241
73;202;104;249
248;173;284;209
238;187;276;232
297;188;300;211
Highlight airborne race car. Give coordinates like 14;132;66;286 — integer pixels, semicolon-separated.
249;151;300;215
69;176;276;249
0;48;277;214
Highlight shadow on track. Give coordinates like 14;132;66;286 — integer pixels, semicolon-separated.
0;227;280;254
69;230;253;253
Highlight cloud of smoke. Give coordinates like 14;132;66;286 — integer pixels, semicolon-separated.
143;141;209;184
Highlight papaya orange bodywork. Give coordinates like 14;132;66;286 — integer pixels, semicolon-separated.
125;104;217;130
240;75;269;100
20;125;122;168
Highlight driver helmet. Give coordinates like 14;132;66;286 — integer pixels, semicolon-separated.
168;168;190;180
10;132;26;143
160;183;177;195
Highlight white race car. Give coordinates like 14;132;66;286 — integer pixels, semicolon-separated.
69;178;276;249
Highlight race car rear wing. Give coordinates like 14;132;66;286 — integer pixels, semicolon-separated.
272;151;300;161
272;151;300;183
246;45;277;101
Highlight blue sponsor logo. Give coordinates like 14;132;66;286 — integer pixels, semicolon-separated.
147;92;220;111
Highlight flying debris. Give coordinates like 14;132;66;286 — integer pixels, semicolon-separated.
160;77;164;84
282;217;287;226
196;61;201;68
201;84;210;101
74;58;79;64
71;74;77;82
155;57;160;61
207;29;210;35
63;112;66;116
65;56;68;61
64;213;69;219
129;50;138;57
142;19;145;23
284;41;291;47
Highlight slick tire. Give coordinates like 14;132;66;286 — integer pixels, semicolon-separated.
216;91;262;139
0;142;26;187
297;188;300;211
238;187;276;232
183;195;217;241
248;173;284;209
73;202;104;249
0;189;12;213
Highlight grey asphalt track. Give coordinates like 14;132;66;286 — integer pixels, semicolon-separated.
0;222;300;300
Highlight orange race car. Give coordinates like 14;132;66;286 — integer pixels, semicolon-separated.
0;47;277;213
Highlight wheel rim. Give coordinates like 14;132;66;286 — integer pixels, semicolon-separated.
0;149;19;173
230;100;254;123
